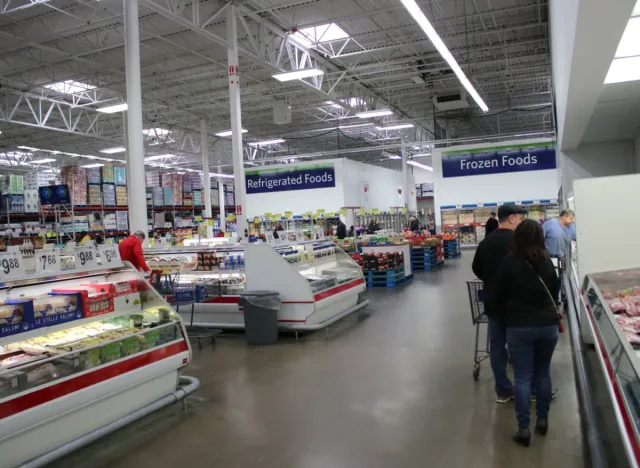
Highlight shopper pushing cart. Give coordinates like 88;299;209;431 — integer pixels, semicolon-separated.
471;204;527;403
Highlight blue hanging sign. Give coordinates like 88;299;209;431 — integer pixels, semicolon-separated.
441;143;556;178
245;164;335;194
38;184;71;205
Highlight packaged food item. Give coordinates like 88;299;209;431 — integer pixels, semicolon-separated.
0;300;34;337
52;288;112;318
99;341;121;363
27;363;59;384
0;370;27;396
24;293;82;328
121;336;139;356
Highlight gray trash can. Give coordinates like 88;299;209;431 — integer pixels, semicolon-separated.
240;291;281;345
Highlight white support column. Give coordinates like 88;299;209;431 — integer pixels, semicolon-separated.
123;0;148;242
201;119;213;239
227;4;248;240
218;168;226;235
401;136;409;208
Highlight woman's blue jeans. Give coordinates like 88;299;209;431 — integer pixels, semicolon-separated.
506;325;559;430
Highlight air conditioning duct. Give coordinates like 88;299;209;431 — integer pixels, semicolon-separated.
432;90;469;111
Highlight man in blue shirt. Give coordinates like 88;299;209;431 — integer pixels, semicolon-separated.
542;210;575;258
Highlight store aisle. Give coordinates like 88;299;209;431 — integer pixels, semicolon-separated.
52;253;584;468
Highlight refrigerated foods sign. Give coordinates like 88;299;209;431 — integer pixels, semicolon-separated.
245;164;335;194
441;143;556;178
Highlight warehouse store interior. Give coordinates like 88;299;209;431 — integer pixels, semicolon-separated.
1;0;640;467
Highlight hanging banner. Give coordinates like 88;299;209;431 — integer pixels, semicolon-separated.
245;164;335;194
441;143;556;178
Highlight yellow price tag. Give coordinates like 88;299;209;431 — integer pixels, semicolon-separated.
253;217;260;223
390;208;397;214
225;214;236;221
284;211;293;219
371;209;380;215
338;208;347;216
273;213;282;219
264;212;272;218
401;208;408;214
269;216;277;222
317;209;325;215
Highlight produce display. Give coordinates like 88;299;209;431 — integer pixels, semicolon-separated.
350;252;404;271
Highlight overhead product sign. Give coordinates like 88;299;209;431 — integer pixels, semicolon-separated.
441;143;556;178
245;164;335;194
38;184;71;205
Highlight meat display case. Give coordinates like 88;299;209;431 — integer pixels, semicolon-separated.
144;240;368;331
582;267;640;468
0;263;193;467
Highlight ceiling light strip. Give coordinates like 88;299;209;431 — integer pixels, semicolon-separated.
399;0;488;112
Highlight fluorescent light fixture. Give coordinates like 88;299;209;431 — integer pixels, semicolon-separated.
407;160;433;171
17;146;39;151
215;128;248;137
385;154;402;160
96;103;128;113
356;109;393;118
100;146;126;154
272;68;324;82
376;123;415;131
82;163;104;168
145;154;175;161
605;55;640;83
249;139;285;147
44;80;96;95
142;128;170;136
615;17;640;58
634;0;640;17
292;23;350;48
411;153;432;158
209;173;235;179
29;158;57;164
399;0;488;112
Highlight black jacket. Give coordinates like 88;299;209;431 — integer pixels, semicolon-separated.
336;222;347;239
409;220;420;232
472;229;513;317
273;226;284;239
485;217;499;235
487;254;559;327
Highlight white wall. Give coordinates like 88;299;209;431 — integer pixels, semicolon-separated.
412;167;433;185
559;140;636;199
245;159;416;217
433;138;559;230
634;134;640;172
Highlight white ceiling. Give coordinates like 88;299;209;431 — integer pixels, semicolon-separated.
0;0;554;173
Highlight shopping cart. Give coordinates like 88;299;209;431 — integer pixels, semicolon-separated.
467;280;489;381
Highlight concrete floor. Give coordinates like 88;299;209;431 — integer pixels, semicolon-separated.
53;252;585;468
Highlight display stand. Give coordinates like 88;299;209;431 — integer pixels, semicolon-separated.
361;244;413;279
0;263;194;467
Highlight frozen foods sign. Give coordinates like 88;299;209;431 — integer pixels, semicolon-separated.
245;164;336;194
441;143;556;178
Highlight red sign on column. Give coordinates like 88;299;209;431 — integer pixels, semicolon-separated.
236;204;243;215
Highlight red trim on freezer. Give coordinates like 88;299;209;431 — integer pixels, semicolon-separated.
582;294;640;465
0;340;189;420
313;278;365;302
203;296;240;304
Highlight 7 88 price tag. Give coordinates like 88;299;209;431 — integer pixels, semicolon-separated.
36;249;61;274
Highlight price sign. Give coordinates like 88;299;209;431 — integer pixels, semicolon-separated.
99;244;123;267
74;247;99;270
0;251;25;280
265;232;275;245
295;230;305;243
284;211;293;219
36;249;61;274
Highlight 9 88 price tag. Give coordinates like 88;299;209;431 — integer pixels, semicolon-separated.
36;249;61;274
0;251;25;280
74;246;99;270
98;244;123;267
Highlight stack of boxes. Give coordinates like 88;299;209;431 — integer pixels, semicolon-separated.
87;167;102;206
116;211;128;231
115;167;127;206
171;174;183;206
161;173;173;207
101;164;116;207
0;174;25;214
60;167;87;205
23;173;40;213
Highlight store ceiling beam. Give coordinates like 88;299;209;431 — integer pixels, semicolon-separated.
551;0;637;150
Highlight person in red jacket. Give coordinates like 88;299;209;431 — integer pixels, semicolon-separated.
118;230;150;272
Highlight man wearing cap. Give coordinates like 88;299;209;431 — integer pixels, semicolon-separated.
472;205;527;403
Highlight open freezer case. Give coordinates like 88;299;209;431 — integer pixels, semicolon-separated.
146;240;367;331
143;246;246;327
582;267;640;468
245;240;367;330
0;264;191;467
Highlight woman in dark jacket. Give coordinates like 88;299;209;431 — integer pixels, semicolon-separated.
488;219;559;446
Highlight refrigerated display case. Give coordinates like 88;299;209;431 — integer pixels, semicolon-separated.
144;240;367;331
581;267;640;468
0;263;192;467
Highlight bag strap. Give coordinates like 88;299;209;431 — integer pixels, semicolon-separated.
527;260;559;313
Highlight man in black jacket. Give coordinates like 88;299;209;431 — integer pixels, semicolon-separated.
485;212;498;236
472;204;527;403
